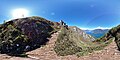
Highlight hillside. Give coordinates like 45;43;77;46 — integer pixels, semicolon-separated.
0;29;120;60
69;26;95;41
0;16;60;55
54;26;111;56
97;25;120;50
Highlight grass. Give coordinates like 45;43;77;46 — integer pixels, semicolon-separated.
54;27;113;57
76;36;113;57
54;27;82;56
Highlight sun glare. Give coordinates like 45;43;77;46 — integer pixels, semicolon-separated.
12;8;29;19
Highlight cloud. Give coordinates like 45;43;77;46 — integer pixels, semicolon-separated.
94;26;111;30
79;26;111;30
79;27;90;30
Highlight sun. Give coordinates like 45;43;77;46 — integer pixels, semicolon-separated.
12;8;29;19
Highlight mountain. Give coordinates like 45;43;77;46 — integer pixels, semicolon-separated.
0;16;112;57
84;29;109;38
69;26;95;41
0;16;60;55
92;29;109;34
0;16;96;57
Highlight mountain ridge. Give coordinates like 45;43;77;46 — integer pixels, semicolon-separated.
84;29;109;38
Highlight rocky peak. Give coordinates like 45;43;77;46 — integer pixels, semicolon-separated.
69;26;95;41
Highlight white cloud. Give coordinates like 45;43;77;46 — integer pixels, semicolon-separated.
79;26;111;30
94;26;111;30
79;27;91;30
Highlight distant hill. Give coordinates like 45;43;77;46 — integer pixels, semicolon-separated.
84;29;109;38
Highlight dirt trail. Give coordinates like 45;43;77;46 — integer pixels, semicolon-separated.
0;54;37;60
0;32;59;60
78;40;120;60
26;32;61;60
27;33;120;60
0;32;120;60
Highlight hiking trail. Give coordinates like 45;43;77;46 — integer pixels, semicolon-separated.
0;32;120;60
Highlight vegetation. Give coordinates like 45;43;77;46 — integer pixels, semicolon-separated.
0;16;60;56
0;16;118;57
54;27;82;56
54;26;113;56
102;25;120;50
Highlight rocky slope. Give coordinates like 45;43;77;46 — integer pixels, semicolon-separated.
69;26;95;41
0;16;60;55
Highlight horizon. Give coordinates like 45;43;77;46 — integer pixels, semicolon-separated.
0;0;120;29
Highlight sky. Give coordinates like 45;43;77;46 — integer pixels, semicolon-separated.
0;0;120;30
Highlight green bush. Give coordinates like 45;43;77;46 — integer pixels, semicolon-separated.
54;27;82;56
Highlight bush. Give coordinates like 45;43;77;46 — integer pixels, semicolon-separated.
54;27;82;56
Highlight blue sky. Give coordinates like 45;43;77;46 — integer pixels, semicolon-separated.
0;0;120;29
